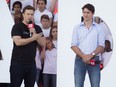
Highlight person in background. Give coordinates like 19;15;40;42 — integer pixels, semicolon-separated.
101;40;112;68
41;14;51;37
49;26;57;48
35;14;51;87
71;3;105;87
34;0;53;28
10;0;35;13
12;1;23;23
41;37;57;87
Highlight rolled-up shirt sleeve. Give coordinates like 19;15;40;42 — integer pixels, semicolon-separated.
98;25;105;47
71;25;79;47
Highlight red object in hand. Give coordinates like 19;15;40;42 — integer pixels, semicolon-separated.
6;0;10;3
28;20;34;29
27;21;34;37
100;63;103;70
90;59;95;66
28;23;34;29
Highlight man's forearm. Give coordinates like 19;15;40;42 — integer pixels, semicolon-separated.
93;45;104;55
71;46;84;58
37;37;46;47
13;36;36;46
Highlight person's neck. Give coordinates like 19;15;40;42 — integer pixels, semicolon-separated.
48;48;53;51
84;20;93;29
42;26;49;29
39;8;45;12
53;37;57;41
15;11;21;14
22;20;28;25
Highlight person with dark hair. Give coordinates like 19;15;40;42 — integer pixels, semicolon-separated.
41;37;57;87
49;26;57;48
71;3;105;87
34;0;53;28
35;14;51;87
12;1;23;24
101;40;112;67
10;5;46;87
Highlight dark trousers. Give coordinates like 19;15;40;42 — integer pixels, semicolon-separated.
43;74;56;87
10;61;36;87
0;83;10;87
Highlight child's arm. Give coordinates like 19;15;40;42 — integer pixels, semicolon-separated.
41;47;46;60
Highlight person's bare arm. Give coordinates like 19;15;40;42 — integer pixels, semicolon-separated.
12;33;40;46
36;34;46;48
82;45;104;63
71;46;84;58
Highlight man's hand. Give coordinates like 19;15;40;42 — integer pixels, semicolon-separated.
82;54;93;63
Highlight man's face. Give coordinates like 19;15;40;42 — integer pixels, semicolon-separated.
22;9;34;23
82;8;94;21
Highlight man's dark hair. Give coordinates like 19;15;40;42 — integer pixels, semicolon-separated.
22;5;35;13
12;1;22;10
82;3;95;14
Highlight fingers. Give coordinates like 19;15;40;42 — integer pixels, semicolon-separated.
38;32;43;37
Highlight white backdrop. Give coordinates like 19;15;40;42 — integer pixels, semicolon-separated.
58;0;116;87
0;0;14;83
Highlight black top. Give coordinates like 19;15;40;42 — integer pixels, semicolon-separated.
11;22;42;64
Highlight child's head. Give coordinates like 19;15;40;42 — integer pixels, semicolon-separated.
12;1;22;13
37;0;46;11
105;40;112;52
41;14;50;28
50;26;57;40
46;37;55;50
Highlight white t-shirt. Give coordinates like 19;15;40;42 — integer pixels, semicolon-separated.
101;51;112;67
53;40;57;49
43;48;57;74
46;0;52;11
42;27;51;37
35;49;42;70
53;12;58;22
34;9;52;27
10;0;34;13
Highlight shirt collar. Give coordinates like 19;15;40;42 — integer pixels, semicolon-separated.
80;21;96;26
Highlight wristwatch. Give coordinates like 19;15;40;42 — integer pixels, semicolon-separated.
92;52;96;56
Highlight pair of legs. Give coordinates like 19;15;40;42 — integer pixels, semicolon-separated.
36;68;43;87
74;56;100;87
10;61;36;87
43;74;56;87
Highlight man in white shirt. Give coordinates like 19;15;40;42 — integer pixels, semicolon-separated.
71;3;105;87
